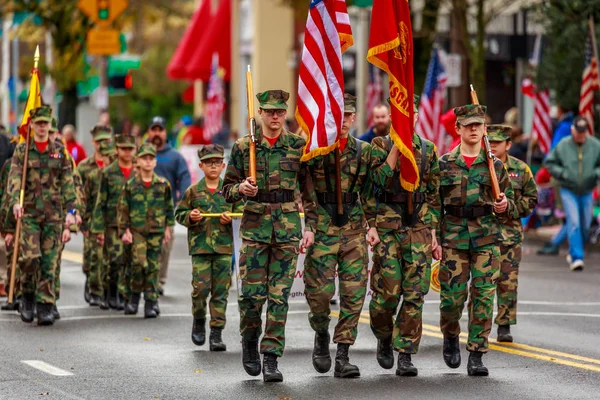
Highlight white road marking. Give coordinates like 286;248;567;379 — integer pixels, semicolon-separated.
21;360;74;376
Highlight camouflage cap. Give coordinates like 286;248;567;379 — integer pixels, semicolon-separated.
49;118;58;133
454;104;487;126
573;116;589;133
99;140;116;156
30;105;53;123
91;124;113;141
198;144;225;161
413;94;420;113
114;134;136;149
487;124;513;142
256;90;289;110
344;93;357;113
137;142;157;158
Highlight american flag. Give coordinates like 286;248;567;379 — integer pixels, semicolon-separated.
204;54;226;141
532;89;552;154
579;19;600;135
366;64;383;127
296;0;353;161
415;47;448;153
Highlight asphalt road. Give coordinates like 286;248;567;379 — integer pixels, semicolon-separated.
1;231;600;400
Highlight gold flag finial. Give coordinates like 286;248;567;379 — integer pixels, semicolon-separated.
34;45;40;69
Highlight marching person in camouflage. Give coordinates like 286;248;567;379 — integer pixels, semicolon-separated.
0;158;18;311
487;125;537;342
7;105;77;325
118;143;174;318
175;144;244;350
85;140;116;308
78;124;113;303
92;134;136;310
302;94;376;378
223;89;314;382
369;95;440;376
436;104;515;376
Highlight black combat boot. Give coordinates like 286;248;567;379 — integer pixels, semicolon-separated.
51;304;60;320
89;294;102;307
124;293;140;315
376;336;394;369
262;353;283;382
443;336;461;369
37;303;55;326
20;293;35;323
191;319;206;346
1;297;20;311
153;302;160;316
497;325;513;343
84;277;90;303
241;338;261;376
396;353;418;376
334;343;360;378
116;293;125;311
144;301;158;318
312;331;331;373
209;327;226;351
108;285;118;309
99;290;110;310
467;351;489;376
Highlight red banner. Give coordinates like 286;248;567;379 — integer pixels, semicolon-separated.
367;0;418;191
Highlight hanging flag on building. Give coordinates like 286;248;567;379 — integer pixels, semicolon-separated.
580;17;600;135
204;54;226;141
296;0;353;161
366;64;384;127
367;0;418;191
532;89;552;154
18;65;42;142
415;46;448;154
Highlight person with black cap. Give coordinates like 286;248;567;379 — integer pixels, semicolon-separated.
147;116;191;294
545;116;600;271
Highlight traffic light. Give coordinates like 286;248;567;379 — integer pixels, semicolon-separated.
109;72;132;90
98;0;109;20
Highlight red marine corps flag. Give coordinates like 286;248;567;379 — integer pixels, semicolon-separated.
367;0;418;191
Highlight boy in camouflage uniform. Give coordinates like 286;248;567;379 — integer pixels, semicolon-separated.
223;90;314;383
92;134;136;310
302;94;376;378
487;125;538;343
84;141;117;308
369;96;440;376
175;144;243;350
0;158;17;311
118;143;174;318
78;125;113;303
7;106;77;325
437;105;515;376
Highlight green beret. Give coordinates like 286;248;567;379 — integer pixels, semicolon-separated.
454;104;487;126
256;90;289;110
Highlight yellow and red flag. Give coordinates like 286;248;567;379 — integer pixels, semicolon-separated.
18;68;43;142
367;0;418;191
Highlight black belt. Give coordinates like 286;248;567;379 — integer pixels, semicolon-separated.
444;205;493;218
378;191;426;204
247;190;294;203
316;192;358;205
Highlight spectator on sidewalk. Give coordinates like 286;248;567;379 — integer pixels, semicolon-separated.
62;124;88;166
550;106;574;150
358;103;389;143
544;116;600;271
147;116;192;294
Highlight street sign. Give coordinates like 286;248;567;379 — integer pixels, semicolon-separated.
87;29;121;55
78;0;128;26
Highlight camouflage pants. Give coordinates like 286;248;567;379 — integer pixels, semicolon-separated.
158;234;174;286
54;241;65;301
87;235;105;297
0;236;7;284
129;231;163;302
18;218;62;304
495;243;521;326
103;228;129;299
191;254;232;328
4;241;20;298
439;245;499;353
369;228;431;354
238;239;298;357
304;231;368;345
82;234;95;276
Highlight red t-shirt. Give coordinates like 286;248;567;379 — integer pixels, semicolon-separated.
35;141;48;153
463;155;477;168
208;187;216;194
144;181;151;188
339;138;348;153
96;159;104;168
120;166;133;179
265;135;280;147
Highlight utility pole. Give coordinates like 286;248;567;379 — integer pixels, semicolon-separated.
1;15;11;128
355;7;369;134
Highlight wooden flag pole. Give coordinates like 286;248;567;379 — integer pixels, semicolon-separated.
7;45;39;304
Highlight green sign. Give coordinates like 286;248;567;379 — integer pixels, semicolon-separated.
353;0;372;7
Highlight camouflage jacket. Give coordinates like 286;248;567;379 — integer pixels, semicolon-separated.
0;160;11;233
370;133;441;232
77;155;101;216
439;146;515;250
498;155;538;245
117;173;175;236
175;178;244;255
8;138;76;225
303;136;375;235
91;161;132;233
81;168;102;233
223;127;313;244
